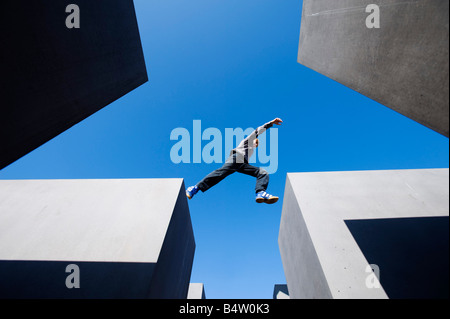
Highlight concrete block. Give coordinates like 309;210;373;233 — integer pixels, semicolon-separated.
0;178;195;299
187;283;206;299
1;0;148;169
297;0;449;137
278;169;449;299
273;284;289;299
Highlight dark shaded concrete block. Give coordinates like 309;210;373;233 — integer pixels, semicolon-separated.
1;0;148;169
345;216;449;299
273;284;290;299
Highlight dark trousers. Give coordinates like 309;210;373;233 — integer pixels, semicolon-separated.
197;154;269;193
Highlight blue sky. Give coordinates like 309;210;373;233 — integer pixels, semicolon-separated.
0;0;448;298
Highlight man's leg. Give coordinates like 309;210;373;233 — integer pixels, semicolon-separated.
196;162;238;192
187;155;241;199
237;164;278;204
237;164;269;193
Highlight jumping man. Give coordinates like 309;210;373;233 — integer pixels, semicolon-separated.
186;118;283;204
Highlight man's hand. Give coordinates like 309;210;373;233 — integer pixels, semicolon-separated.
270;118;283;125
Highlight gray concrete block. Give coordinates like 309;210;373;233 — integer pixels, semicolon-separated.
1;0;148;169
187;283;206;299
0;178;195;299
297;0;449;137
278;169;449;299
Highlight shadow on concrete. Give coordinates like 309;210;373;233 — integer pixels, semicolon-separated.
345;216;449;299
0;260;156;298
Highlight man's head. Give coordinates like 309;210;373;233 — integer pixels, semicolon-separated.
253;138;259;148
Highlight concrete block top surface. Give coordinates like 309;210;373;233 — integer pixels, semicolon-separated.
0;178;185;263
287;169;449;220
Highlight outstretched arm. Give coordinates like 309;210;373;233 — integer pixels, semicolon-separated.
240;118;283;145
253;118;283;138
270;118;283;126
